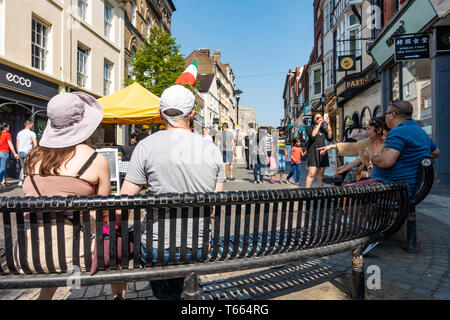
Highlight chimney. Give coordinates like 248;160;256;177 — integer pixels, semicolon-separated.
213;50;221;62
197;48;210;57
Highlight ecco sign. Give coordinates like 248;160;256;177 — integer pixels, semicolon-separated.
6;72;32;88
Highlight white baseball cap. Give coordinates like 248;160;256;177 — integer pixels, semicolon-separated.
159;85;195;127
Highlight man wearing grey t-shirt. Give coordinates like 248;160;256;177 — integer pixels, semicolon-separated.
112;85;225;300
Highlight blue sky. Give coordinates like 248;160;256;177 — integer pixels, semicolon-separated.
171;0;314;127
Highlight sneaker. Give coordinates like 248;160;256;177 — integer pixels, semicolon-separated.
285;178;291;184
18;181;23;187
229;176;235;181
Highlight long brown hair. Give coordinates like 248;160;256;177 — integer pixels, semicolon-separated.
24;146;77;177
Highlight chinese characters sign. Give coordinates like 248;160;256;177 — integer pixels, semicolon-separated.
395;34;430;62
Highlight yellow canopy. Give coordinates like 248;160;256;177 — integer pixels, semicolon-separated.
98;82;163;124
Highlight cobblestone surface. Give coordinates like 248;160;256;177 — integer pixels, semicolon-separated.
1;165;449;300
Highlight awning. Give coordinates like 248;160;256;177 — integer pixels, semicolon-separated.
98;82;163;124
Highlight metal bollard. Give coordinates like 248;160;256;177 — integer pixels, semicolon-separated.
352;246;365;300
406;207;417;253
184;272;200;300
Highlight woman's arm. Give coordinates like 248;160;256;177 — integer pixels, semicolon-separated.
7;140;19;159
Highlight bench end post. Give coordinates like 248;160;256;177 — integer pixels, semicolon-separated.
352;246;365;300
184;273;200;300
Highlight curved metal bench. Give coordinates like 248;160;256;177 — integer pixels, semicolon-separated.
0;183;410;300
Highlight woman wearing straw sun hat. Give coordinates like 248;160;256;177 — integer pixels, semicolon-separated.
14;91;115;300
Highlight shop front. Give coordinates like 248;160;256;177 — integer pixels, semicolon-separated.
369;0;450;183
0;61;60;178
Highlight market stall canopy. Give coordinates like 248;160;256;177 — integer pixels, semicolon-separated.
98;82;163;124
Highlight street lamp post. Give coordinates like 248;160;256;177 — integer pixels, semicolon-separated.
234;89;243;126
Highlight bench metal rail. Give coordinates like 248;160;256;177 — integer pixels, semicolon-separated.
0;182;410;299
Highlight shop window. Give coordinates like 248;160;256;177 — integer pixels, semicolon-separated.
402;60;432;133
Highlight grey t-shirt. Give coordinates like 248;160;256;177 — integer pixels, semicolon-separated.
217;130;235;152
125;130;225;249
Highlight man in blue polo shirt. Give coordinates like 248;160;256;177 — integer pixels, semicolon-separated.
365;100;440;196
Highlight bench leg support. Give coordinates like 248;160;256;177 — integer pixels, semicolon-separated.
184;273;200;300
406;207;417;254
352;246;365;300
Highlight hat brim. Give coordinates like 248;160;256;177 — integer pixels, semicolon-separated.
39;92;104;148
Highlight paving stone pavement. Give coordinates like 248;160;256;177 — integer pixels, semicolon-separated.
0;165;449;300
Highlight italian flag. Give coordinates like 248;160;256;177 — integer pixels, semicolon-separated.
175;60;198;86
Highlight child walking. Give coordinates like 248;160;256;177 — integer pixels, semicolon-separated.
286;139;306;185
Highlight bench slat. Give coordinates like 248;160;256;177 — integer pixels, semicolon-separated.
191;206;200;262
145;207;153;267
248;203;260;258
200;206;211;263
95;210;105;271
256;203;270;257
121;209;129;269
2;211;18;274
82;211;92;271
157;208;165;266
108;210;117;270
219;205;232;261
237;204;251;259
133;208;141;269
274;202;287;254
15;211;32;274
229;204;242;260
267;202;279;255
42;212;56;273
209;205;221;262
168;207;177;265
179;207;189;264
56;213;67;273
29;212;44;274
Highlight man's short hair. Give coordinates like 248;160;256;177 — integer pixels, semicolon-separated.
391;100;413;119
222;123;229;129
24;119;33;126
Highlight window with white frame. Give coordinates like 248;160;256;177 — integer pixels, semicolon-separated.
104;1;113;39
130;1;136;26
310;68;322;97
78;0;88;20
32;18;50;72
324;1;331;33
104;60;113;96
77;46;89;88
324;57;334;89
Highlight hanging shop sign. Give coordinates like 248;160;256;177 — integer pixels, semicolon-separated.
338;55;356;71
395;34;430;61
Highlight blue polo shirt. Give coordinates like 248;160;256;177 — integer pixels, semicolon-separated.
371;120;437;196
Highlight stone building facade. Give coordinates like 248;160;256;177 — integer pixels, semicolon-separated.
123;0;176;79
